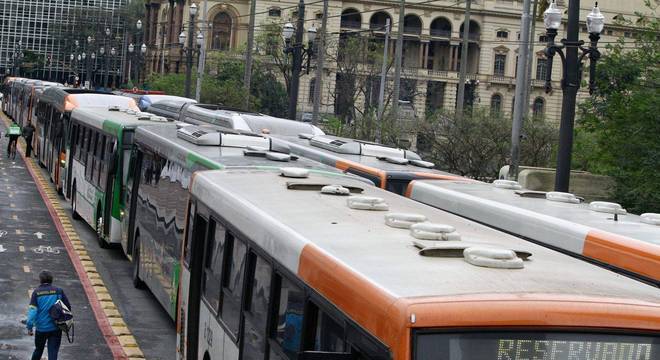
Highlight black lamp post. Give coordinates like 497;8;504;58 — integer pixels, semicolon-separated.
182;3;198;98
110;47;117;89
86;35;95;89
282;2;317;120
103;27;111;90
12;41;25;76
543;1;604;192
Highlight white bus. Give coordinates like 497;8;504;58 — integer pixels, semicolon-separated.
406;179;660;285
67;107;170;248
125;123;358;320
179;169;660;360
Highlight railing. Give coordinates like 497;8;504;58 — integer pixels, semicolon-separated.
532;79;546;87
340;20;362;29
403;67;420;76
427;69;448;78
369;23;388;31
489;75;513;85
404;26;422;35
430;29;451;37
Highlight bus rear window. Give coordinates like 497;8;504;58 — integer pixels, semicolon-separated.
122;130;134;147
414;331;659;360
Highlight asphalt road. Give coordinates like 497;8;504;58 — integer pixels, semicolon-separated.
0;118;175;360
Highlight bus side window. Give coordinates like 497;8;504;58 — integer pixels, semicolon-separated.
270;276;305;360
82;128;91;166
96;135;106;188
202;219;226;313
70;124;78;157
219;233;247;337
241;252;273;360
74;125;83;160
307;305;345;353
86;131;98;181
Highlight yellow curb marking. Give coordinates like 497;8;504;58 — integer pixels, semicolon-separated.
19;245;25;252
12;214;18;220
16;229;22;235
23;265;30;273
10;203;15;207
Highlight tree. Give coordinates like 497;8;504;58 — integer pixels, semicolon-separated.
575;6;660;213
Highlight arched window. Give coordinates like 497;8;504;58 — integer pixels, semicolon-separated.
460;20;481;40
533;97;545;116
369;11;392;31
340;9;361;29
212;12;232;50
491;94;502;114
430;17;451;37
404;14;422;34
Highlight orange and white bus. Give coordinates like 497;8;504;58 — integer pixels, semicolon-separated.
406;179;660;286
178;169;660;360
267;134;465;194
34;87;138;196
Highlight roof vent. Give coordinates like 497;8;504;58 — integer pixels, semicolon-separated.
463;247;524;269
385;213;427;229
280;167;309;178
410;159;435;168
640;213;660;226
108;105;121;111
247;145;268;151
410;223;461;241
321;185;350;196
177;125;271;147
347;196;389;211
589;201;627;215
414;241;531;260
546;191;581;204
378;156;408;165
266;152;293;162
493;179;522;190
299;133;314;140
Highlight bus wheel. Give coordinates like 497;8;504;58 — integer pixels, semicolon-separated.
132;236;145;289
96;215;109;249
71;187;81;220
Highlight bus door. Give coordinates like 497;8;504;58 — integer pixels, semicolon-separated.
102;136;117;238
65;123;79;199
121;147;141;256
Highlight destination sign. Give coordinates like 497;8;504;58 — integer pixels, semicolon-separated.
415;331;659;360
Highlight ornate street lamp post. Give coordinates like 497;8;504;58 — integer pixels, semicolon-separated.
183;3;198;98
543;1;604;192
282;10;317;120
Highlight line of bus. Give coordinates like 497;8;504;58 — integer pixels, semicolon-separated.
123;122;356;320
180;168;659;360
405;179;660;286
35;87;139;195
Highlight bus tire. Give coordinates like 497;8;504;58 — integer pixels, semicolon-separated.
132;236;145;289
96;213;109;249
71;186;81;220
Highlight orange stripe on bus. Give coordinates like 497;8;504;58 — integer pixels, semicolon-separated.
298;244;409;358
583;229;660;281
412;172;470;182
335;159;388;189
404;180;416;198
299;244;660;360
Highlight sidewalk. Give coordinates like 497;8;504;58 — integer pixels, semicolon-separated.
0;121;112;359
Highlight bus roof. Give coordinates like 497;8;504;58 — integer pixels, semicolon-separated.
407;180;660;283
40;88;138;112
70;107;173;137
134;123;356;175
137;94;196;111
270;134;464;184
190;170;660;354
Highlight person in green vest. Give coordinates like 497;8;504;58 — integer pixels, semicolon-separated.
6;121;21;159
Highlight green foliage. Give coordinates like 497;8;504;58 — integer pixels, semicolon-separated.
417;107;557;181
575;8;660;213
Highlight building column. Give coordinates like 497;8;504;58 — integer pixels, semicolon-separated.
418;41;424;68
168;0;176;44
145;5;152;45
423;41;430;69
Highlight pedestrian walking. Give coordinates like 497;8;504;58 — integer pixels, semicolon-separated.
5;121;20;159
26;270;72;360
22;119;36;157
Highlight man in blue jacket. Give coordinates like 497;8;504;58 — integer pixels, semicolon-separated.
26;270;71;360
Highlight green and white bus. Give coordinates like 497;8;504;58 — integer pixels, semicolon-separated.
67;106;171;248
124;123;354;320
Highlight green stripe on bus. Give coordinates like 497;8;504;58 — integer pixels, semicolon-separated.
102;120;122;137
185;153;224;170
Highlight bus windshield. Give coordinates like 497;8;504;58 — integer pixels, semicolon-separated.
414;331;659;360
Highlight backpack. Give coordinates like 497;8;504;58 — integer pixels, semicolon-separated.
49;298;74;343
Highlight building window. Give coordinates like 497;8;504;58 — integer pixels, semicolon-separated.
539;35;548;43
624;31;632;38
606;29;613;36
536;58;547;80
212;12;232;50
533;97;545;116
496;30;508;39
491;94;502;114
308;79;315;104
315;12;323;20
494;54;506;76
268;8;281;17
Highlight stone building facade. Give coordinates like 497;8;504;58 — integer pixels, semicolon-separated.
143;0;646;122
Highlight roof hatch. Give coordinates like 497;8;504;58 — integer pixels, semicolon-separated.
308;135;421;160
177;125;270;147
